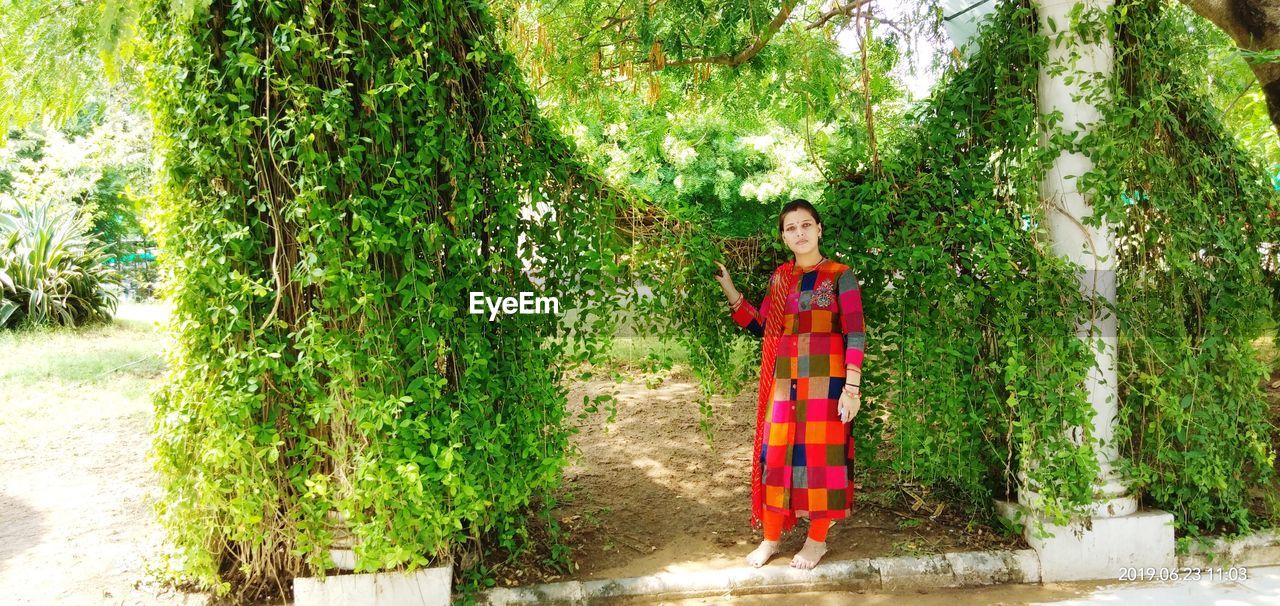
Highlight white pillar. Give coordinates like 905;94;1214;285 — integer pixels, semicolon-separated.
998;0;1174;581
1023;0;1136;519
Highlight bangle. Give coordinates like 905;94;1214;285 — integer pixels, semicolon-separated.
730;294;744;309
844;384;860;393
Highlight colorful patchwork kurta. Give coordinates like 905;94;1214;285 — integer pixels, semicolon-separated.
732;260;865;524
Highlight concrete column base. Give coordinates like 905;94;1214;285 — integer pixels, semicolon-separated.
996;500;1176;582
294;565;452;606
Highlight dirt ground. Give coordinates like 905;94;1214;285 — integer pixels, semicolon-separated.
0;392;206;606
7;304;1011;605
0;304;208;606
492;360;1280;587
487;366;1027;586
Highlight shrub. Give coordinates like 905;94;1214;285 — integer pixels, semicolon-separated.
0;200;119;328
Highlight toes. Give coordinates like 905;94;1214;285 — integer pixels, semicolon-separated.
789;549;825;569
746;547;775;568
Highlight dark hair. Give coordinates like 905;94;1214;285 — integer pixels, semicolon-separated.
778;198;821;233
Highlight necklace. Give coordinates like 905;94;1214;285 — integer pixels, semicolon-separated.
795;257;826;272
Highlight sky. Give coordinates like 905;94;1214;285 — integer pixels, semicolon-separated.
834;0;998;101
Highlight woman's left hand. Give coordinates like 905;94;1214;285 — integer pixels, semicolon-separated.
838;390;861;423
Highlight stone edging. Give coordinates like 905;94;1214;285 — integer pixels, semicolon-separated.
476;529;1280;605
476;549;1040;605
1178;529;1280;569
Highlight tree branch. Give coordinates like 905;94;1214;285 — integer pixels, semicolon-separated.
1175;0;1280;138
663;0;800;69
869;15;907;37
855;2;880;173
807;0;876;31
653;0;894;71
1177;0;1255;45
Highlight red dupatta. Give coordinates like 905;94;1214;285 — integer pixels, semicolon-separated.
750;261;800;532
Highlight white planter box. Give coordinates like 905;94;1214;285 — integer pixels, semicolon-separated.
294;565;452;606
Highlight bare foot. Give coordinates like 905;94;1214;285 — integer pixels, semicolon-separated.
790;538;828;569
746;539;780;567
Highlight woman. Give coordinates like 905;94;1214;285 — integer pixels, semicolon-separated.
713;199;865;570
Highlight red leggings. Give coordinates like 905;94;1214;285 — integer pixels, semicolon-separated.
763;508;831;542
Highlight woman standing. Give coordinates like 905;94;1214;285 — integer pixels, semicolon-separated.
713;199;865;570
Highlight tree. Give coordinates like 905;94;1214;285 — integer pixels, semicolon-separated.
487;0;1280;152
1178;0;1280;138
1156;6;1278;169
0;94;154;258
5;0;1278;140
0;0;143;130
492;0;911;238
140;0;628;599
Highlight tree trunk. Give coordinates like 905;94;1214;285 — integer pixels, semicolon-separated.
1179;0;1280;138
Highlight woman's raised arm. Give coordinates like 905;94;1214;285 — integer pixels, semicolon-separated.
716;262;769;338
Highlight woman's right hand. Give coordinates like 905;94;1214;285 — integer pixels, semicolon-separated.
713;261;734;290
714;262;743;308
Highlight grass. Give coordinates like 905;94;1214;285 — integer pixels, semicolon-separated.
608;336;691;367
0;302;719;451
0;300;171;449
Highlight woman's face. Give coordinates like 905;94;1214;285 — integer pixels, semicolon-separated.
780;209;821;257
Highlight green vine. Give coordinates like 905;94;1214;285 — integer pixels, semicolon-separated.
820;1;1101;528
1089;0;1280;537
141;0;628;600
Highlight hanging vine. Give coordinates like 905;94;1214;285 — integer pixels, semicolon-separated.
141;0;630;600
1087;0;1280;538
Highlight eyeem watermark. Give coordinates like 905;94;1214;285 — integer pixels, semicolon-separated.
469;291;560;321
